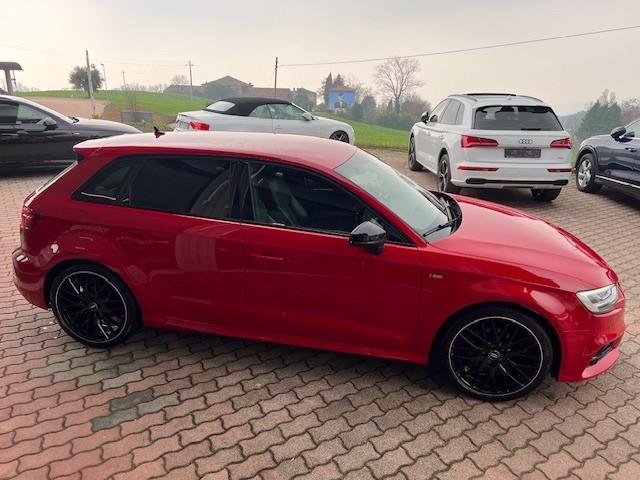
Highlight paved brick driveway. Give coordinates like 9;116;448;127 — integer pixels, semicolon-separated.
1;149;639;480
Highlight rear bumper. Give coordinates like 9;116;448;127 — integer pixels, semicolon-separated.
557;303;626;382
452;162;572;189
13;248;48;309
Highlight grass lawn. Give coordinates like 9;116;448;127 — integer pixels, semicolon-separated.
21;90;211;119
22;90;410;149
321;114;409;150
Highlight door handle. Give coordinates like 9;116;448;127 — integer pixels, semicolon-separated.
624;147;638;152
250;253;285;263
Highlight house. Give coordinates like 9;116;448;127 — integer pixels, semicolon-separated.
163;75;316;109
201;76;252;99
327;85;356;110
245;87;292;101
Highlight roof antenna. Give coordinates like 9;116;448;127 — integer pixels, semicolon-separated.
153;126;165;138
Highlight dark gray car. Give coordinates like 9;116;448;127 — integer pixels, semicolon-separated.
0;95;140;173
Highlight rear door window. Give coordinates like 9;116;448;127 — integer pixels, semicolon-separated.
474;105;563;131
440;100;461;125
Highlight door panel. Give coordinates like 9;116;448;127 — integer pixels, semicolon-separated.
242;224;422;353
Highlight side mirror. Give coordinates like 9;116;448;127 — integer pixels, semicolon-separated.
421;111;429;124
611;126;626;140
302;112;314;121
349;221;386;255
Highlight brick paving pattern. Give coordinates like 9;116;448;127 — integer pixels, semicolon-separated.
0;148;638;479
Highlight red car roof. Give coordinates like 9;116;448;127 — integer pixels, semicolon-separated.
74;131;357;171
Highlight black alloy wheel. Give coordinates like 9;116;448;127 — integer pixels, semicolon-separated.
50;265;138;347
440;307;552;401
330;130;350;143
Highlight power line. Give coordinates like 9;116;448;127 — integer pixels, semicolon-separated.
280;24;640;67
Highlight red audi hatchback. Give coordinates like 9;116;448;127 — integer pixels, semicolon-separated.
13;132;625;400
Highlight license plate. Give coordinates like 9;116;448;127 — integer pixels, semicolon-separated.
504;148;541;158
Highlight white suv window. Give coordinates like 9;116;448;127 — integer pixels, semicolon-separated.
474;105;562;131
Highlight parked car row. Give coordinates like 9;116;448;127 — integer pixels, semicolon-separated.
5;92;630;401
0;95;140;172
408;92;640;202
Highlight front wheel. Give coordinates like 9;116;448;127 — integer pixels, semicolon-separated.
576;153;602;193
408;136;423;171
438;307;553;401
531;188;561;202
437;154;461;193
50;264;140;348
330;130;350;143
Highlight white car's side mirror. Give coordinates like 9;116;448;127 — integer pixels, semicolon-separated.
302;112;314;121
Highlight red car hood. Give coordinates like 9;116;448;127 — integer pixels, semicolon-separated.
432;196;617;291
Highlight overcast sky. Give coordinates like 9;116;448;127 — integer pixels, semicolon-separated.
2;0;638;114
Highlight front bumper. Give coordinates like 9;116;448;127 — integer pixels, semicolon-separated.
452;162;572;189
13;248;48;309
557;302;625;382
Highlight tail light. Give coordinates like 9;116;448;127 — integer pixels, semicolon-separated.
20;205;39;231
190;120;210;131
550;138;572;149
461;135;499;148
458;165;499;171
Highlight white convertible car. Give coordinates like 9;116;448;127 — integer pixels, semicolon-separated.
175;97;355;144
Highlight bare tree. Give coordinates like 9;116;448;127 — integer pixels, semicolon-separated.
170;74;188;85
374;57;424;113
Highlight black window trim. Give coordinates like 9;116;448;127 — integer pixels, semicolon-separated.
72;154;241;224
72;153;414;246
238;158;414;246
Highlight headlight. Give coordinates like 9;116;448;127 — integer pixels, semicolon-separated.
576;284;619;314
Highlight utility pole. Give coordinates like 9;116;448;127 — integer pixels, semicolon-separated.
85;50;96;117
186;60;194;99
273;57;278;98
101;63;107;91
121;70;127;90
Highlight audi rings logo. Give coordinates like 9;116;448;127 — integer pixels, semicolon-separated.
519;139;533;145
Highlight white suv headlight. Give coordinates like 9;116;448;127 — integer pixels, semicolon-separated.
576;284;619;314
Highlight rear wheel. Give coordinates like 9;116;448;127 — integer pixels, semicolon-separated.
576;153;602;193
50;264;139;348
531;188;561;202
439;307;553;401
330;130;350;143
408;136;423;171
437;154;461;193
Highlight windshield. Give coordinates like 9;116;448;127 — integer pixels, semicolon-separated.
336;150;449;237
474;105;563;131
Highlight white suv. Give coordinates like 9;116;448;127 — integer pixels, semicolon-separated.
409;93;572;201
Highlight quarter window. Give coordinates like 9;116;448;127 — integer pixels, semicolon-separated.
75;157;139;203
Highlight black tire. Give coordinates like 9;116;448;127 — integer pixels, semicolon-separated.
330;130;350;143
438;306;553;401
408;136;423;171
575;153;602;193
531;188;561;202
49;263;140;348
437;154;461;193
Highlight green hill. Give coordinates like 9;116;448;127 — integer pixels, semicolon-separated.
21;90;409;149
